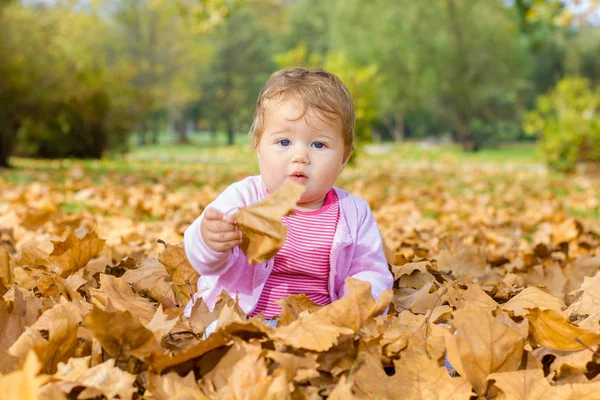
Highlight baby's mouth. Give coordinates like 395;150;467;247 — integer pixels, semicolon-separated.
289;172;308;183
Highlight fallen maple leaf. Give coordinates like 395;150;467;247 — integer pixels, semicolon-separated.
147;370;208;400
391;352;473;399
489;368;600;400
9;302;85;374
352;352;394;399
50;231;105;278
527;308;600;350
265;350;319;383
532;346;595;378
158;241;199;306
317;277;393;332
0;246;11;289
235;180;305;264
276;294;323;326
502;287;567;317
83;304;163;361
444;303;524;396
147;332;229;373
271;313;354;352
121;257;175;304
568;271;600;316
89;274;156;323
217;343;291;400
145;305;179;342
68;358;137;399
0;351;48;400
327;375;355;400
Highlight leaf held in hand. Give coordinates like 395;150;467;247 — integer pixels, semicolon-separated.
235;180;305;264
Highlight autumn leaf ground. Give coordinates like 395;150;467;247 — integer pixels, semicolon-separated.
2;142;600;399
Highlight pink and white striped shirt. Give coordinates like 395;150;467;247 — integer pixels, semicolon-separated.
250;189;339;318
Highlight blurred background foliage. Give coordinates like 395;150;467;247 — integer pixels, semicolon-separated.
1;0;599;170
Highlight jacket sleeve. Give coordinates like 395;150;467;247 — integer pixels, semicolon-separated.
183;182;246;276
340;201;394;302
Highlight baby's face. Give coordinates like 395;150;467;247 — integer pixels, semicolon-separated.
257;98;348;210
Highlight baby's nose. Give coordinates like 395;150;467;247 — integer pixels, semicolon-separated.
292;149;309;164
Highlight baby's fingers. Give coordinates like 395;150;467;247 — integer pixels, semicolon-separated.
207;219;238;234
205;207;237;224
210;239;242;253
206;229;243;243
204;207;227;222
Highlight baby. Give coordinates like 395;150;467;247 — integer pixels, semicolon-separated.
184;67;393;319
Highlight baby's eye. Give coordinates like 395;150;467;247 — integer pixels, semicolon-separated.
278;139;291;147
312;142;326;149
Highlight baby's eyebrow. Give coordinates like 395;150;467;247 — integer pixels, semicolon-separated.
267;128;291;135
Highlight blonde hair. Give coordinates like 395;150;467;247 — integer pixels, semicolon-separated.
249;67;355;159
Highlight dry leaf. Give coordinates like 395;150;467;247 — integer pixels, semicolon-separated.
9;302;85;374
50;231;105;277
148;332;229;373
121;258;175;303
391;352;473;399
317;277;393;332
89;274;156;323
276;294;323;326
444;303;524;396
527;308;600;350
352;352;392;399
265;350;319;383
532;347;595;378
327;375;355;400
0;245;11;288
568;271;600;316
158;242;199;306
147;370;207;400
217;343;292;400
73;358;137;399
502;287;566;317
145;305;179;342
0;351;48;400
83;304;163;360
489;368;600;400
235;180;305;264
271;313;354;352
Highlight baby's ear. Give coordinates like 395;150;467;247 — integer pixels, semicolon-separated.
342;153;351;166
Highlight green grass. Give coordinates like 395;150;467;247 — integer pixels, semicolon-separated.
128;130;252;148
361;141;541;164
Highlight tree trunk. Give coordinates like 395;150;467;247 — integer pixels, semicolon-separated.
137;121;147;146
456;117;476;151
175;119;189;144
169;105;189;144
0;122;17;168
392;109;405;142
211;125;218;145
226;118;235;146
150;116;159;145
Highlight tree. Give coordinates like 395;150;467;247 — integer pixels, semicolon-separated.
110;0;210;145
199;7;275;145
524;77;600;171
428;0;530;150
330;0;439;143
0;1;141;165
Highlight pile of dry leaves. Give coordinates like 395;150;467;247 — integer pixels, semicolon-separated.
2;161;600;399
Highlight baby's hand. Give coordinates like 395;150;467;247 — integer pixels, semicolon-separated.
201;208;243;253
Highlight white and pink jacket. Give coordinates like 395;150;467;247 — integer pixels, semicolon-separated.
183;175;393;316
